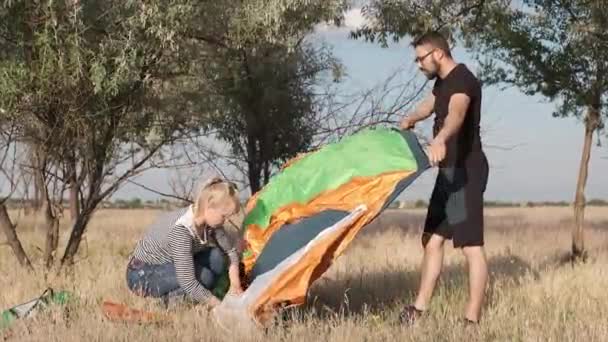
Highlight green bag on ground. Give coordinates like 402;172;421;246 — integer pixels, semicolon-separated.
1;288;71;330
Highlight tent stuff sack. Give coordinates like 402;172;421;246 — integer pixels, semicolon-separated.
213;128;430;329
1;288;71;330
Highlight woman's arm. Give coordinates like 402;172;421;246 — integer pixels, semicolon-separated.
168;225;221;306
214;228;243;294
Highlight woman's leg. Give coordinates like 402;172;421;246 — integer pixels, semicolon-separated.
126;247;227;299
193;247;227;289
126;260;181;298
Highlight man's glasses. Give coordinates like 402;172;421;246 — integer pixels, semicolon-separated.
415;49;435;63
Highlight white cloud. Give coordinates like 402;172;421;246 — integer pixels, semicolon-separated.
314;7;369;33
343;8;367;30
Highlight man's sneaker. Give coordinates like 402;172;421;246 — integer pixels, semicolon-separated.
398;305;424;325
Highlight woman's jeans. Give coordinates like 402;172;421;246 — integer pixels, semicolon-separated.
126;247;227;300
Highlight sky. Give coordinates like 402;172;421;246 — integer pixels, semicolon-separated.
115;8;607;203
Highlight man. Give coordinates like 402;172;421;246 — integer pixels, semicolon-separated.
399;31;490;324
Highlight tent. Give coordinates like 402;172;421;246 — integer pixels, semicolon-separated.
213;127;430;329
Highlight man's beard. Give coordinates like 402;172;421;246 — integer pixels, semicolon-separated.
420;68;437;80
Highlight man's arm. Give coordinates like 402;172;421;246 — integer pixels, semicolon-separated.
427;93;470;166
401;93;435;128
435;93;470;143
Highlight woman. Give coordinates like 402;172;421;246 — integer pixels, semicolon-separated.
126;177;243;308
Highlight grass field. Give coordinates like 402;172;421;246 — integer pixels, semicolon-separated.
1;206;607;341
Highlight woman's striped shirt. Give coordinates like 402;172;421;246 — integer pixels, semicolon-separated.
131;206;239;302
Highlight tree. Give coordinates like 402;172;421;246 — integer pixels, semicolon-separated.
178;0;427;195
0;0;194;268
171;1;347;194
201;44;341;193
0;118;33;271
353;0;607;260
1;0;428;269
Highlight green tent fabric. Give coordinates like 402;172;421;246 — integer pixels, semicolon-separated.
215;128;430;329
243;127;419;232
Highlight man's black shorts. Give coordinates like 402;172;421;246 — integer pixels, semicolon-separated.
422;152;489;248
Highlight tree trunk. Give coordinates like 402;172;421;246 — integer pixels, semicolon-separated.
0;202;34;271
20;171;34;215
69;185;79;221
68;158;79;221
31;147;47;213
32;161;43;212
60;205;95;267
262;160;271;186
246;135;261;194
31;148;60;269
42;200;59;269
248;161;261;194
572;108;600;261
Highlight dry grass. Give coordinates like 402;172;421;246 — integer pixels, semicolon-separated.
1;207;608;341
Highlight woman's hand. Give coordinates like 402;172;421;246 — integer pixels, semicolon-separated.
228;284;243;295
228;263;243;295
207;296;222;308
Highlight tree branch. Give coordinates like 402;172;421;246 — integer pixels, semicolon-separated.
126;179;192;203
97;138;174;201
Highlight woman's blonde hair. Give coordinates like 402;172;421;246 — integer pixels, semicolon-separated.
192;177;240;218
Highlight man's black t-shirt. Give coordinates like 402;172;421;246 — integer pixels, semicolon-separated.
431;63;483;168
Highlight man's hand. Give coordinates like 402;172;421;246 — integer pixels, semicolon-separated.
400;116;417;130
426;138;446;167
430;93;469;163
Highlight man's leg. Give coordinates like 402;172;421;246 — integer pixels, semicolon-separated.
413;233;446;310
458;153;489;322
462;245;488;322
400;171;449;323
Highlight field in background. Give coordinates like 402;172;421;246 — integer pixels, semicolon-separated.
1;207;607;341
